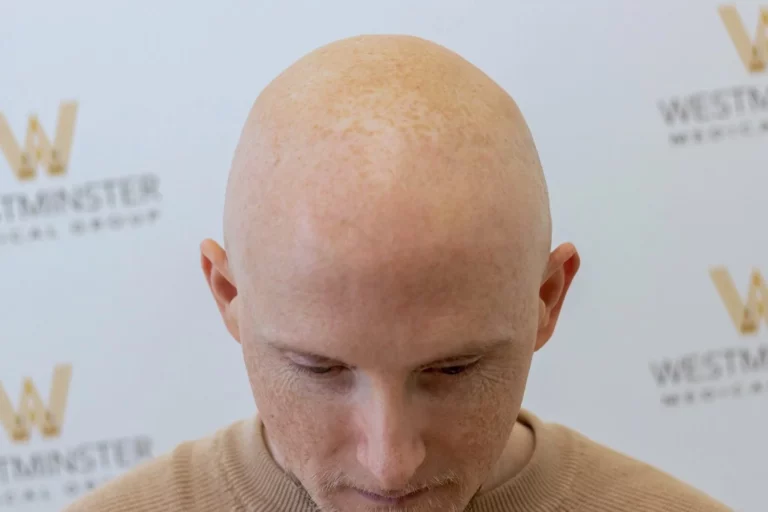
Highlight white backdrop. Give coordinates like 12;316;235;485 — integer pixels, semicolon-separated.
1;1;766;510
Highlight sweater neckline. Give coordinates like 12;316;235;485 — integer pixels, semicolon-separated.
469;409;578;511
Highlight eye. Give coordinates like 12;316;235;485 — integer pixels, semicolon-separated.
306;366;333;374
438;365;469;375
425;362;477;376
294;364;344;376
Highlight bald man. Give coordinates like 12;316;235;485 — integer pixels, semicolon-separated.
65;35;730;512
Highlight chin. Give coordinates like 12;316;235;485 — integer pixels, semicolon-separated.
312;484;470;512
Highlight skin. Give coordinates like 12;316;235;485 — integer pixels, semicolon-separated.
200;35;580;512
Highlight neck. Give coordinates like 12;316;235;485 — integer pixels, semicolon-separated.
478;420;536;493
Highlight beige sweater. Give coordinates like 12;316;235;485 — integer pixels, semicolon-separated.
64;410;731;511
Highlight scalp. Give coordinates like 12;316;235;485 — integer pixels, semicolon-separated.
222;35;551;286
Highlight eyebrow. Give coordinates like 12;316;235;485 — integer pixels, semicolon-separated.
265;337;511;368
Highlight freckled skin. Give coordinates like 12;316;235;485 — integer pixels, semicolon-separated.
201;35;580;512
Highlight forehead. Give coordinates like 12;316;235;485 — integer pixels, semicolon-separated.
240;161;538;296
234;125;542;275
237;198;541;367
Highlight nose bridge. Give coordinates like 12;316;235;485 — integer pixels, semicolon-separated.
367;378;414;441
357;377;426;489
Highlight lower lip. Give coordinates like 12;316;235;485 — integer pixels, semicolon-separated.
356;488;425;505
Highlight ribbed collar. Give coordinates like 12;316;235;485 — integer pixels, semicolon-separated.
218;409;578;512
217;415;317;511
468;409;578;511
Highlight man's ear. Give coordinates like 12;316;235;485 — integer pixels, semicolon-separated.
200;239;241;343
535;243;580;351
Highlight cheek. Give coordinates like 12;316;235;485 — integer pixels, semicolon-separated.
243;345;350;466
426;362;527;464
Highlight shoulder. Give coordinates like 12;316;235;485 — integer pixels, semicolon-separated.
564;427;732;512
63;423;236;512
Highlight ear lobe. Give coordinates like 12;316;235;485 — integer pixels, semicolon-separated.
200;239;241;343
534;243;580;351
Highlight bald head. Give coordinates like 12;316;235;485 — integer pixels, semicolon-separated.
202;35;577;512
223;34;551;285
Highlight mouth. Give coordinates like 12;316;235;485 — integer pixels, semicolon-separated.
354;487;427;505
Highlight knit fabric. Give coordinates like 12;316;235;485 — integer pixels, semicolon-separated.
64;410;732;511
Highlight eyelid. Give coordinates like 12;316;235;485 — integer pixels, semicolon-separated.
288;353;482;373
287;353;341;367
423;357;482;371
291;362;348;378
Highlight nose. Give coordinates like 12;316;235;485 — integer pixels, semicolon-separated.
356;387;427;490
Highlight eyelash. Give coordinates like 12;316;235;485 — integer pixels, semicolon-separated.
293;364;344;377
426;364;475;376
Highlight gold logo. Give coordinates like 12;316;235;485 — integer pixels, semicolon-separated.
0;364;72;443
0;101;78;181
719;5;768;73
710;267;768;335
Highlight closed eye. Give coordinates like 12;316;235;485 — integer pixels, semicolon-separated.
424;361;479;376
294;364;345;376
306;366;334;374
